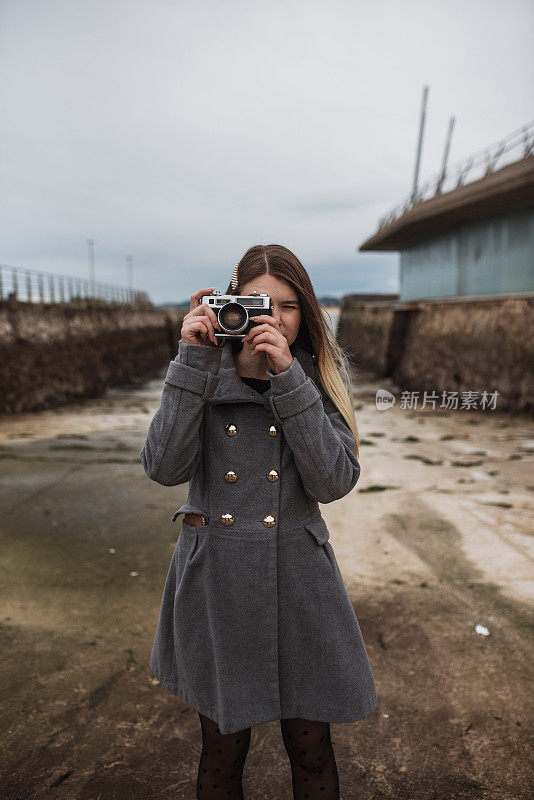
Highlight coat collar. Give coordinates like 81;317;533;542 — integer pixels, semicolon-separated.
208;338;317;407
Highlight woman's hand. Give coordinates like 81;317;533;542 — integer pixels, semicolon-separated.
243;315;294;374
180;287;222;347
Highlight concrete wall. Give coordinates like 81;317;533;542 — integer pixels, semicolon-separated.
337;296;396;375
0;300;186;414
338;293;534;414
4;296;532;416
400;208;534;301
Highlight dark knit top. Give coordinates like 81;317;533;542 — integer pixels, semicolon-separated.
240;376;270;394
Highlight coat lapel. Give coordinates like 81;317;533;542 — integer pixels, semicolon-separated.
208;339;316;407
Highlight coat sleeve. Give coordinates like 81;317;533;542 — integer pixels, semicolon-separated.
140;340;223;486
266;356;360;504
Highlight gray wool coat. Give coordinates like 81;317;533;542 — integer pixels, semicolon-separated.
140;337;378;734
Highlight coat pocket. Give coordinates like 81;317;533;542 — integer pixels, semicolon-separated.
184;528;201;564
304;515;330;546
175;525;205;586
172;504;209;524
305;516;335;573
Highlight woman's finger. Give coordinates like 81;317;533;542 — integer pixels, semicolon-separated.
249;314;277;327
190;310;217;344
181;326;206;346
190;287;217;311
246;322;278;336
200;303;221;336
250;342;278;357
187;318;209;340
250;330;283;351
198;306;219;343
246;325;282;344
249;329;276;342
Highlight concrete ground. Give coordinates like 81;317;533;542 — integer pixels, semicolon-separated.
0;366;533;800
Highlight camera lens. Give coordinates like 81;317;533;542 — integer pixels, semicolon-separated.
219;302;249;334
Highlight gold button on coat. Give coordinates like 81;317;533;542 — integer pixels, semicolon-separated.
262;515;276;527
267;469;279;482
225;424;237;436
225;470;237;482
221;513;235;526
268;425;278;436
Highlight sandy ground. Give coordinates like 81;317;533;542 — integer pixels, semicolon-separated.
0;365;533;800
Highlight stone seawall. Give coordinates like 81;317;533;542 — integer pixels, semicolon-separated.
0;301;187;414
4;295;532;416
337;294;534;415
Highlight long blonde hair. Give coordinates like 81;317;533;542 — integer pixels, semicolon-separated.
225;244;360;459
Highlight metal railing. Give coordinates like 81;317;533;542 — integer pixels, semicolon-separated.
0;263;151;306
377;121;534;231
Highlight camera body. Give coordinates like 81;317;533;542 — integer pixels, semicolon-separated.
200;289;273;340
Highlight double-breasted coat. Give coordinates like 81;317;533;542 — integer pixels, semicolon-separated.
140;337;378;734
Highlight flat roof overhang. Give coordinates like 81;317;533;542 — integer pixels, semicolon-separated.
359;155;534;252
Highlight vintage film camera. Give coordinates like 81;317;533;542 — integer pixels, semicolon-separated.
199;289;273;341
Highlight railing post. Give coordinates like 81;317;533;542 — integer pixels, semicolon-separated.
0;263;151;308
371;120;534;234
523;127;534;157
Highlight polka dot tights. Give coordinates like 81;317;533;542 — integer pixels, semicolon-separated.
280;717;340;799
197;712;251;799
196;713;339;799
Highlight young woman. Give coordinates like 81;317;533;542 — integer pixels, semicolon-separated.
141;244;377;799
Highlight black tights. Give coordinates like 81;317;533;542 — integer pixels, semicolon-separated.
196;712;340;799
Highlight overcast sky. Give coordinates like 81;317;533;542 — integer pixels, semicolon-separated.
1;0;532;305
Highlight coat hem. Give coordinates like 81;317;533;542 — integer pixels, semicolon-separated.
150;661;379;734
